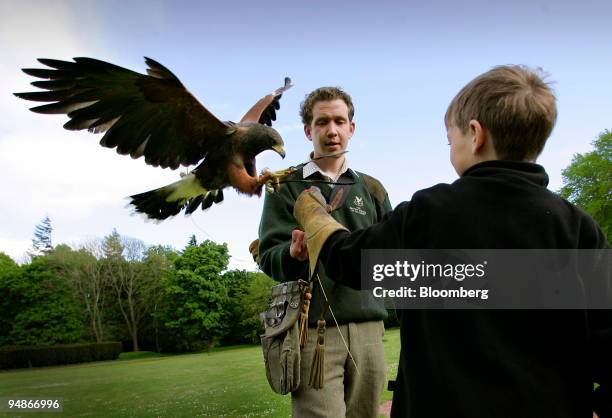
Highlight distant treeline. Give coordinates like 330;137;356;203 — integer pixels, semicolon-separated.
0;231;276;353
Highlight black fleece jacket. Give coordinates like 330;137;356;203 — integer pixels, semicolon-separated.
320;160;611;418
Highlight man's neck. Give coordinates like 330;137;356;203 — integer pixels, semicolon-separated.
311;152;346;179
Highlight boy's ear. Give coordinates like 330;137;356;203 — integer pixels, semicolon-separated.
468;120;487;154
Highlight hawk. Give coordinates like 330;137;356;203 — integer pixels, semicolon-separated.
15;57;291;220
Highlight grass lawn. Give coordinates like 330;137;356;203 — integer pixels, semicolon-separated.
0;328;400;417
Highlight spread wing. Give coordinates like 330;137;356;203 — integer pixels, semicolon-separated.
240;77;292;125
14;57;230;169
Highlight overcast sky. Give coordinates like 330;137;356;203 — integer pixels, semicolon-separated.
1;0;611;268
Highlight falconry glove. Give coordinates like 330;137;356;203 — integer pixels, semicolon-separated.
293;187;348;278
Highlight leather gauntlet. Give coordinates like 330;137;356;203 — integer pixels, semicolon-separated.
293;187;348;276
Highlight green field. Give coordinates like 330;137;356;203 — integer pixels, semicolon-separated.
0;328;400;417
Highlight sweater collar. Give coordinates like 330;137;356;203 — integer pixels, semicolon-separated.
462;160;549;187
303;155;355;180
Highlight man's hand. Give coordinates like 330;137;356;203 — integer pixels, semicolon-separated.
290;229;308;261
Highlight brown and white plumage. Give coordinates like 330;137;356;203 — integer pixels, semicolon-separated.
15;57;291;220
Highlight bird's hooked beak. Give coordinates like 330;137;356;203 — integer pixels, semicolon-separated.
272;144;286;159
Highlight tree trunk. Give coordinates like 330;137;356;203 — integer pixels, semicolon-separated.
132;324;139;352
154;303;160;353
128;294;139;351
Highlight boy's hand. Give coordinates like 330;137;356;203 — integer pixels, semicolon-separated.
294;187;348;276
290;229;308;261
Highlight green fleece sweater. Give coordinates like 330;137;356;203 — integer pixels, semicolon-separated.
258;167;391;325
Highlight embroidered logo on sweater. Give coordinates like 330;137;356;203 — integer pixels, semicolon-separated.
349;195;367;216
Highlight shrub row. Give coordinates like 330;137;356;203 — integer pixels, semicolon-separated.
0;341;122;369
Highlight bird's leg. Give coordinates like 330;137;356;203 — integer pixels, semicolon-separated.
259;167;297;193
227;164;262;195
258;168;273;184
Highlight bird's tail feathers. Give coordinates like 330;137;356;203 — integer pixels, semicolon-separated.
128;174;224;220
184;189;223;214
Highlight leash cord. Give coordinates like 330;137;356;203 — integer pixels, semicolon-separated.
315;274;360;376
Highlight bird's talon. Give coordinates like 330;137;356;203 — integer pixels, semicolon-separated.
260;167;296;193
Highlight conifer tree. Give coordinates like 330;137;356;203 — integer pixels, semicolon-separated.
31;215;53;256
187;234;198;247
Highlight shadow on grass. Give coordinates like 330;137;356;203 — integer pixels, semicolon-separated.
117;351;167;361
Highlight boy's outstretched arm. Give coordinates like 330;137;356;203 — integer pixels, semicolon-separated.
294;187;406;287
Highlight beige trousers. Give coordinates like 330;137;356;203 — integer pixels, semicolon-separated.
292;320;386;418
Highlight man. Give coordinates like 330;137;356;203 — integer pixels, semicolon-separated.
258;87;391;417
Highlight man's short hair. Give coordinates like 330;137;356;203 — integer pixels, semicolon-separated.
300;87;355;125
445;65;557;161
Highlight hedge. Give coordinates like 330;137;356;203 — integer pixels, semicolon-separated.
0;341;122;369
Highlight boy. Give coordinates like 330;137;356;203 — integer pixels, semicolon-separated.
293;66;611;417
258;87;392;417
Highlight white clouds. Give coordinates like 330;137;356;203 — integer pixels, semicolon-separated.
0;236;31;263
0;1;146;262
0;1;82;58
0;2;98;124
0;128;173;216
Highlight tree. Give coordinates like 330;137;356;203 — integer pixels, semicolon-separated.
50;242;109;343
30;215;53;256
0;252;18;272
187;234;198;247
102;231;150;351
103;228;124;258
0;256;85;346
559;130;612;242
157;240;230;352
0;253;20;343
139;245;176;352
223;270;277;344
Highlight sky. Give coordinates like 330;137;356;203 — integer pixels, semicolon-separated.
0;0;611;269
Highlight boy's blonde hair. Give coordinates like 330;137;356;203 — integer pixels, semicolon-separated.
300;87;354;125
445;65;557;161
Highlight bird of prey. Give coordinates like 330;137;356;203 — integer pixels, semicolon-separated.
15;57;291;220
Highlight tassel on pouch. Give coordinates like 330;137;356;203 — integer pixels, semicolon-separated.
299;289;312;347
309;319;326;389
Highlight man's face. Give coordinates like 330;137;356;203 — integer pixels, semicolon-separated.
446;123;473;176
305;99;355;158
